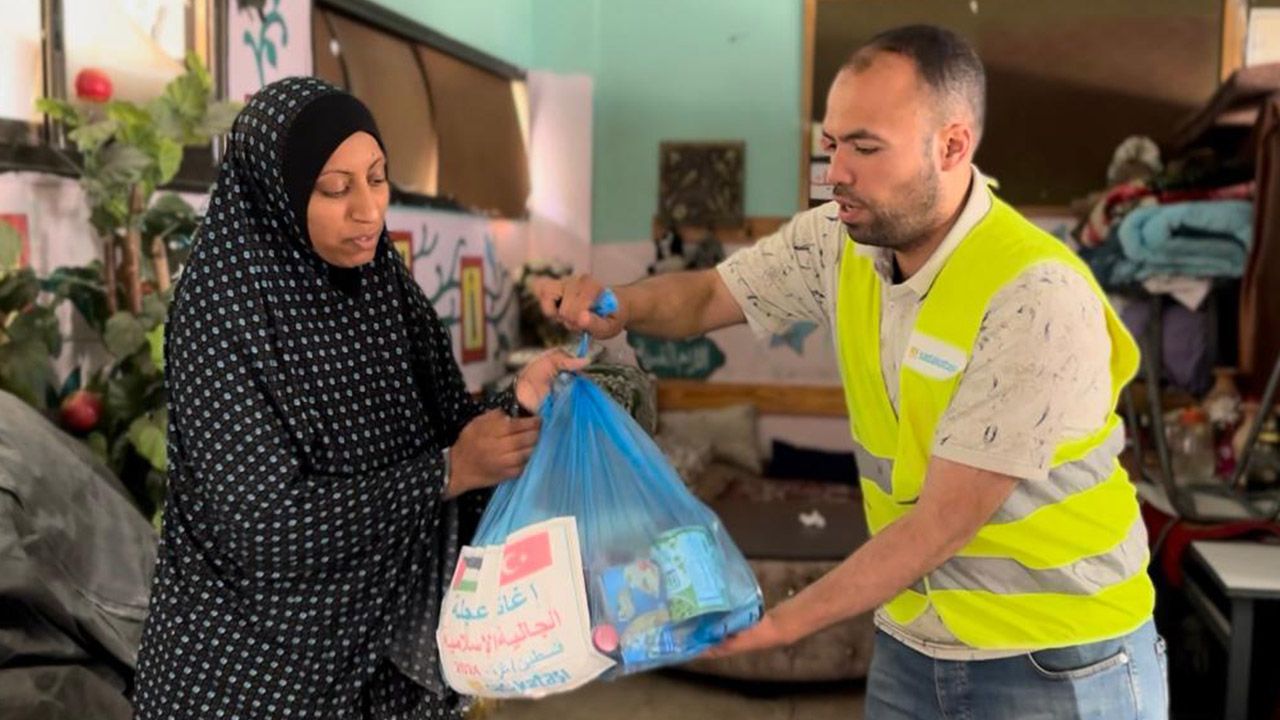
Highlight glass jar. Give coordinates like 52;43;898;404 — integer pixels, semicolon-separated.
1169;406;1215;488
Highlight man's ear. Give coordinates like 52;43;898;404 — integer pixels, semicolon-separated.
938;122;974;172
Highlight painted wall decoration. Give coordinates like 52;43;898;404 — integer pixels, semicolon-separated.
592;240;841;386
460;256;486;364
0;214;31;269
657;141;744;227
1;186;518;392
769;321;817;356
388;229;413;269
385;206;521;390
227;0;311;100
625;333;725;380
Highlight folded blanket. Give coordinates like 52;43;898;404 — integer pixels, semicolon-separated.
1116;200;1252;280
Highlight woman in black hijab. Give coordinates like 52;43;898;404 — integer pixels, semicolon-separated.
133;77;581;719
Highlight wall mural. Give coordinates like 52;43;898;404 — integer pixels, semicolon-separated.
389;207;520;389
0;214;30;269
459;256;486;363
228;0;310;100
769;320;817;356
625;333;725;380
237;0;290;88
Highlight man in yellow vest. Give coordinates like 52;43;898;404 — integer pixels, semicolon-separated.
538;24;1166;719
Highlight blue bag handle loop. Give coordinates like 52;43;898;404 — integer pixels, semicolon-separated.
575;288;619;358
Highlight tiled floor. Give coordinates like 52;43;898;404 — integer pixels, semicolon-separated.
479;671;866;720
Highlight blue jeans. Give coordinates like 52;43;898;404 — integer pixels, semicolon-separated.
866;619;1168;719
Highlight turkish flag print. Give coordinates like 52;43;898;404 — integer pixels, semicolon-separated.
500;530;553;586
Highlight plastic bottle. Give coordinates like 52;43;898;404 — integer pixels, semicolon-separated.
1169;406;1215;488
1245;413;1280;489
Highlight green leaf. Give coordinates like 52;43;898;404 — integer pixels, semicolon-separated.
140;292;168;329
36;98;79;124
183;52;212;92
147;193;196;220
263;41;277;68
146;322;165;371
164;73;206;123
0;219;21;268
88;201;127;239
0;339;54;410
104;370;151;432
99;144;152;187
142;194;198;246
87;431;109;463
103;312;147;357
128;413;168;472
147;98;186;141
104;101;151;133
7;306;61;356
154;138;183;185
41;265;109;333
0;268;39;313
67;118;119;155
198;101;241;137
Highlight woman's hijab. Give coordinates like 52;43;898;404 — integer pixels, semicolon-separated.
135;77;485;716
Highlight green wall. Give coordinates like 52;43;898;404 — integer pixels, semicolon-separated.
532;0;803;241
371;0;804;242
369;0;534;68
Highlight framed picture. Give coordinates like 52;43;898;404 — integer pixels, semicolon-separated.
388;229;413;270
459;256;486;363
658;141;745;227
0;213;31;269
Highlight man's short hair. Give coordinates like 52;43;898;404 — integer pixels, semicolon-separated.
846;24;986;144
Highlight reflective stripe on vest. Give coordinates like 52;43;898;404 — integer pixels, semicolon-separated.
836;190;1154;649
853;421;1126;525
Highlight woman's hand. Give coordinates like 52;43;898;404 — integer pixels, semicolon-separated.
514;348;589;413
446;410;540;498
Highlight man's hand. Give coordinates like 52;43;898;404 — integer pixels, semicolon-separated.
533;274;626;338
703;612;793;659
514;348;589;412
725;458;1018;647
447;410;540;498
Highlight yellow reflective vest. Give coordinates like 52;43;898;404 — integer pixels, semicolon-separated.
835;191;1154;649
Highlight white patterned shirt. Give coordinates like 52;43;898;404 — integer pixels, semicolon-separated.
716;170;1113;659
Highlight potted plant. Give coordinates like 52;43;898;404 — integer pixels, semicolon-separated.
0;54;237;521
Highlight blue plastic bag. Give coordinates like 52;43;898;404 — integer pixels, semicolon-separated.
437;295;762;697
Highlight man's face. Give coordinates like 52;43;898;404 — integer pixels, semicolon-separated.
821;53;942;251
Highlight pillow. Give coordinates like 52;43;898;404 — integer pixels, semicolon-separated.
655;432;714;487
658;404;762;474
766;439;858;484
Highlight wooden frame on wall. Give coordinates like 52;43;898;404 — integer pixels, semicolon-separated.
801;0;818;212
0;0;226;189
1221;0;1249;81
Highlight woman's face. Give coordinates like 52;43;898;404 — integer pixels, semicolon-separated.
307;131;390;268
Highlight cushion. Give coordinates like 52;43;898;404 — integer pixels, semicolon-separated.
766;439;858;484
654;432;713;490
658;404;761;474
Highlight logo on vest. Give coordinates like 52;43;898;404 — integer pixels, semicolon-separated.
903;331;968;380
